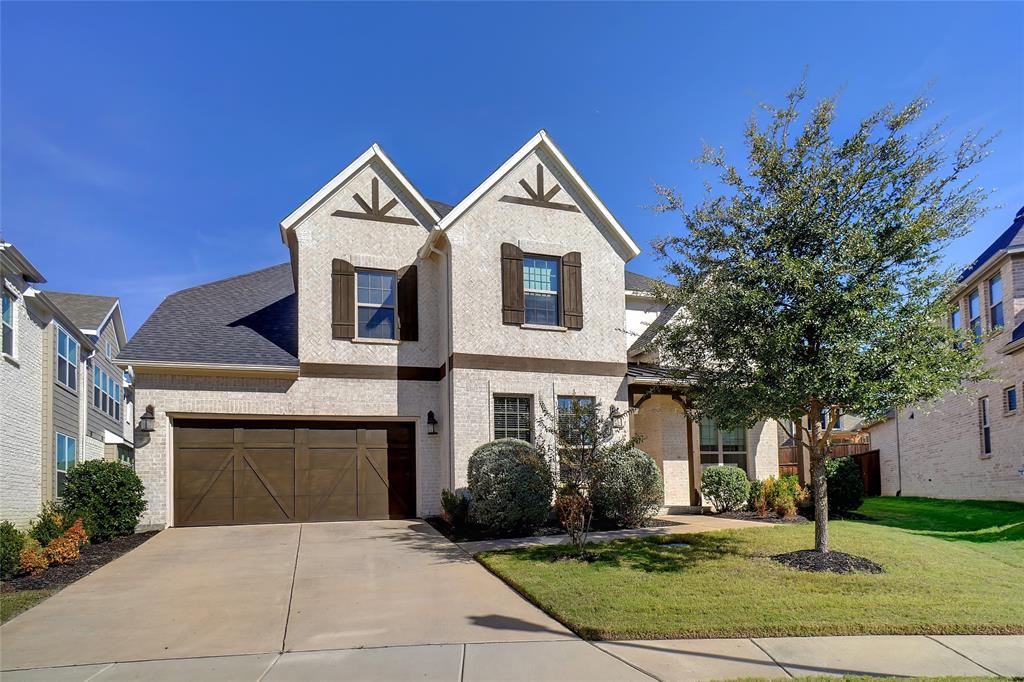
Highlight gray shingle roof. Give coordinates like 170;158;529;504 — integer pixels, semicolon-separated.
118;263;298;368
44;292;118;331
625;270;662;292
959;204;1024;282
628;305;679;356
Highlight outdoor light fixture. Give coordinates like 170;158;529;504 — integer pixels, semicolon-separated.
139;405;156;433
611;408;625;430
427;410;439;435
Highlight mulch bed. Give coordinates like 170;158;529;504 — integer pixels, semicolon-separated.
427;516;682;543
716;510;810;524
1;531;159;593
772;548;884;574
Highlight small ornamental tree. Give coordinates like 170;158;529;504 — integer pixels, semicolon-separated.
538;397;638;556
652;80;989;553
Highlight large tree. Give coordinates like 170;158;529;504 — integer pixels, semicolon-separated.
652;81;991;553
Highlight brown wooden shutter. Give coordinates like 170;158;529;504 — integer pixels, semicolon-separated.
500;243;525;325
561;251;583;329
332;258;355;339
397;264;418;342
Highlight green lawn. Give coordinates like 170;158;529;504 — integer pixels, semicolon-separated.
0;590;53;624
477;496;1024;640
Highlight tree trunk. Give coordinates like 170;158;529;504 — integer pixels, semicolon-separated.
811;446;829;553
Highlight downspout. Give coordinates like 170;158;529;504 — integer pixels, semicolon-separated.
894;410;903;496
430;243;456;491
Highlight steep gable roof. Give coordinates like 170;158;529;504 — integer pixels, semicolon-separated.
118;264;297;369
436;130;641;260
279;143;442;241
959;204;1024;282
45;292;119;332
628;304;680;357
625;270;662;293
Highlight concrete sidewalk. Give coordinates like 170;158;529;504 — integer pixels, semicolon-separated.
458;514;774;554
3;635;1020;681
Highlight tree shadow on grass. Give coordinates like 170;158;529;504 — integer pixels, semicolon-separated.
852;497;1024;541
506;534;743;573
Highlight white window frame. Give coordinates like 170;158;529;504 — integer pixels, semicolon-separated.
988;273;1004;331
56;325;79;391
105;340;113;359
493;395;533;443
55;432;77;497
93;365;121;421
355;268;397;340
523;255;561;326
1;288;15;359
1004;385;1018;415
699;416;749;473
979;397;992;457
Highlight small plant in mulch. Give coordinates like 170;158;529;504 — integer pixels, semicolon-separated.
772;549;883;574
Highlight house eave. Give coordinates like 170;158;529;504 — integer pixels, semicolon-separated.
119;359;300;379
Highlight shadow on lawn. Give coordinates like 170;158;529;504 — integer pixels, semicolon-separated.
852;497;1024;543
509;533;744;573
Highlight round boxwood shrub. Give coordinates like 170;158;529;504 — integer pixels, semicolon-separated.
591;447;663;528
825;456;863;515
700;466;750;512
467;439;554;535
62;460;147;542
0;520;25;579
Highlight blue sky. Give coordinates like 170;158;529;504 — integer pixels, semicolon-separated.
3;2;1022;334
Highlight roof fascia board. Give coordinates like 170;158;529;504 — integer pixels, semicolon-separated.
279;144;441;241
120;358;300;376
0;243;46;283
437;130;642;260
25;290;95;350
956;250;1009;294
86;301;127;347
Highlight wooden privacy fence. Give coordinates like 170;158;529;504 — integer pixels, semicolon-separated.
777;442;880;496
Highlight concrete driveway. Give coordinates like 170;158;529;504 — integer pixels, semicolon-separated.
0;520;572;671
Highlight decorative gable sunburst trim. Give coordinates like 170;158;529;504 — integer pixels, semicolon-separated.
438;130;641;259
279;143;440;241
499;163;580;213
332;177;419;226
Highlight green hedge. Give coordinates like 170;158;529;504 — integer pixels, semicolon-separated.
467;439;553;534
62;460;146;542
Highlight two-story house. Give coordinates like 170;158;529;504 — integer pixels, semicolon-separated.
117;131;781;529
864;205;1024;501
0;243;134;527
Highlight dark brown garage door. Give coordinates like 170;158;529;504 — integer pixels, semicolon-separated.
173;420;415;527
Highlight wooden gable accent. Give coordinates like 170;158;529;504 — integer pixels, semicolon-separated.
332;177;419;226
499;163;580;213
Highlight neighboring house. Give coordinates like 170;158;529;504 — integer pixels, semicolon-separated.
117;131;782;529
1;243;134;527
864;205;1024;501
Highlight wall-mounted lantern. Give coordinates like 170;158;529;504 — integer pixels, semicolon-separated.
139;405;156;433
427;411;439;435
611;406;625;431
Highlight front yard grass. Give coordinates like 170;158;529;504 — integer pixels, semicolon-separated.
0;589;53;623
477;497;1024;639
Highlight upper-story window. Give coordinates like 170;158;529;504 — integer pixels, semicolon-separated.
57;327;79;391
988;273;1004;330
1;290;13;357
93;366;121;421
968;289;982;342
105;340;114;359
523;256;560;326
950;307;961;332
356;270;396;339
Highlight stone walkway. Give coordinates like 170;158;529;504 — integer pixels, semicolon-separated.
458;514;774;554
3;635;1021;680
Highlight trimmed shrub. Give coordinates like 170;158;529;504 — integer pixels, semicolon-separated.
825;456;864;515
61;460;146;542
748;479;769;517
440;488;471;528
44;534;80;565
63;518;89;548
0;521;25;579
19;538;47;575
29;503;64;547
591;447;663;528
700;466;750;512
467;439;554;534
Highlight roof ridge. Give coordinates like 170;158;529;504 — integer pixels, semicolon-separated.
45;290;118;301
167;262;292;299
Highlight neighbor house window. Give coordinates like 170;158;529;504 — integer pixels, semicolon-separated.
968;290;982;342
356;270;396;339
979;397;991;456
1005;386;1018;415
1;291;13;356
523;256;560;326
56;327;78;390
988;273;1004;330
699;417;747;471
117;445;135;469
105;340;113;359
93;366;121;421
56;432;77;496
494;395;532;442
